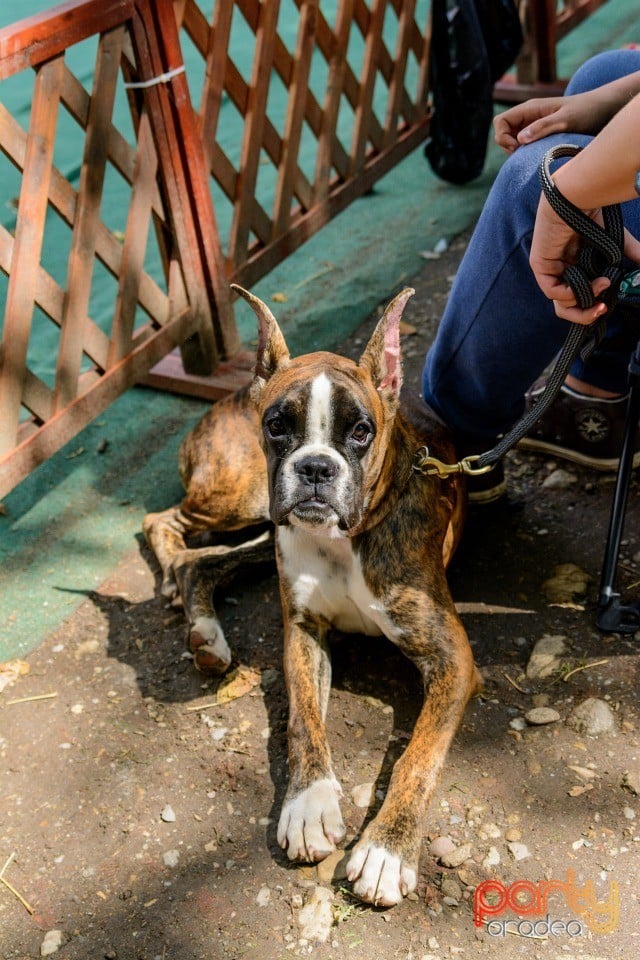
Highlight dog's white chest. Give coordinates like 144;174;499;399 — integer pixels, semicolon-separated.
278;528;397;638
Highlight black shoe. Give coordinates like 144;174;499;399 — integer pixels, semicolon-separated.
518;381;640;471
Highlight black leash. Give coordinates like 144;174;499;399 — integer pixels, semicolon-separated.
415;144;627;479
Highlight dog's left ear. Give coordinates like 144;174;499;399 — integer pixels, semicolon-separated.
231;284;290;394
359;287;414;401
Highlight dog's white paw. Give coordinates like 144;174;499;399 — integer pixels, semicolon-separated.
277;778;345;862
189;616;232;675
161;570;179;602
347;842;417;906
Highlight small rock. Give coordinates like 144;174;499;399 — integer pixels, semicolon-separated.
504;827;521;842
525;707;561;726
440;842;473;868
482;846;500;871
567;764;597;780
509;717;526;731
441;878;462;901
161;804;176;823
316;850;348;884
351;783;374;808
507;842;530;861
526;634;568;679
478;822;501;840
622;769;640;796
256;885;271;906
541;468;576;490
162;849;180;868
457;868;476;887
567;698;616;736
40;931;64;957
623;806;636;820
542;564;591;604
297;886;334;943
429;836;456;860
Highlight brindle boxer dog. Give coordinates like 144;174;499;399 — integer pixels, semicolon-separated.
143;285;482;906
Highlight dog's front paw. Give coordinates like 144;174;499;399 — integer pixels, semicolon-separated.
189;616;232;675
277;778;345;862
346;841;417;906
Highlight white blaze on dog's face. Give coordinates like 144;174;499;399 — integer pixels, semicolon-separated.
231;284;414;534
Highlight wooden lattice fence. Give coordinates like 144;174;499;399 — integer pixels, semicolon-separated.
0;0;432;498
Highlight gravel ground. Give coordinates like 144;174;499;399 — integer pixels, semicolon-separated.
1;233;640;960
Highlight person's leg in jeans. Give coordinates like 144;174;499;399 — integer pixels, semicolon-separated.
421;49;640;465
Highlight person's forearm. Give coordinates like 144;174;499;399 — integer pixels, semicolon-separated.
589;69;640;123
553;91;640;208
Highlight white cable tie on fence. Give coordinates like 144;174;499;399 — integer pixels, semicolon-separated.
123;65;186;90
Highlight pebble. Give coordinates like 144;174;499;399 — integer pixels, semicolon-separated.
507;841;531;861
623;806;636;820
161;804;176;823
504;827;521;842
162;849;180;868
429;836;456;861
525;707;561;725
509;717;526;731
256;885;271;906
567;698;616;736
478;822;501;839
526;634;568;679
441;878;462;901
482;846;500;871
541;468;576;490
566;764;597;781
622;769;640;796
351;782;374;808
440;842;473;868
40;931;64;956
316;850;348;883
297;886;334;943
542;564;591;604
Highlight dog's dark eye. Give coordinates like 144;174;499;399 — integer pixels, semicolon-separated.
351;422;371;444
266;416;287;438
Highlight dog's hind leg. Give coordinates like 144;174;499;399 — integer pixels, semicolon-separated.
172;529;275;674
143;507;209;601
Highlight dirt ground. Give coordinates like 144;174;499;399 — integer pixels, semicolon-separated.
2;234;640;960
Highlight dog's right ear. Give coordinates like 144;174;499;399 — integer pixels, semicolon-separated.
231;285;290;397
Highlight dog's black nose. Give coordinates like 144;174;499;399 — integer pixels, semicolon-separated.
295;455;338;486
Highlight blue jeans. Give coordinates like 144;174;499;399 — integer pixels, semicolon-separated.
421;50;640;451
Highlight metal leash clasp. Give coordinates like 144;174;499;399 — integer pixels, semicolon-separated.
413;447;495;479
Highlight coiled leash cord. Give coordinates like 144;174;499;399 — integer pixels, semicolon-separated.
415;144;627;479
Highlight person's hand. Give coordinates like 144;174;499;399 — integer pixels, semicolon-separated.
529;195;640;324
494;90;618;154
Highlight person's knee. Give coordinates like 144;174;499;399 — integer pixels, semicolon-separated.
566;49;640;96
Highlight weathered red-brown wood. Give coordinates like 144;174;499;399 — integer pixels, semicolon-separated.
54;26;125;411
228;0;281;266
0;308;200;500
0;0;134;78
273;0;318;236
0;56;64;455
494;0;611;102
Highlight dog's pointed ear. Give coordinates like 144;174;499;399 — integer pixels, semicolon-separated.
359;287;414;401
231;284;290;392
